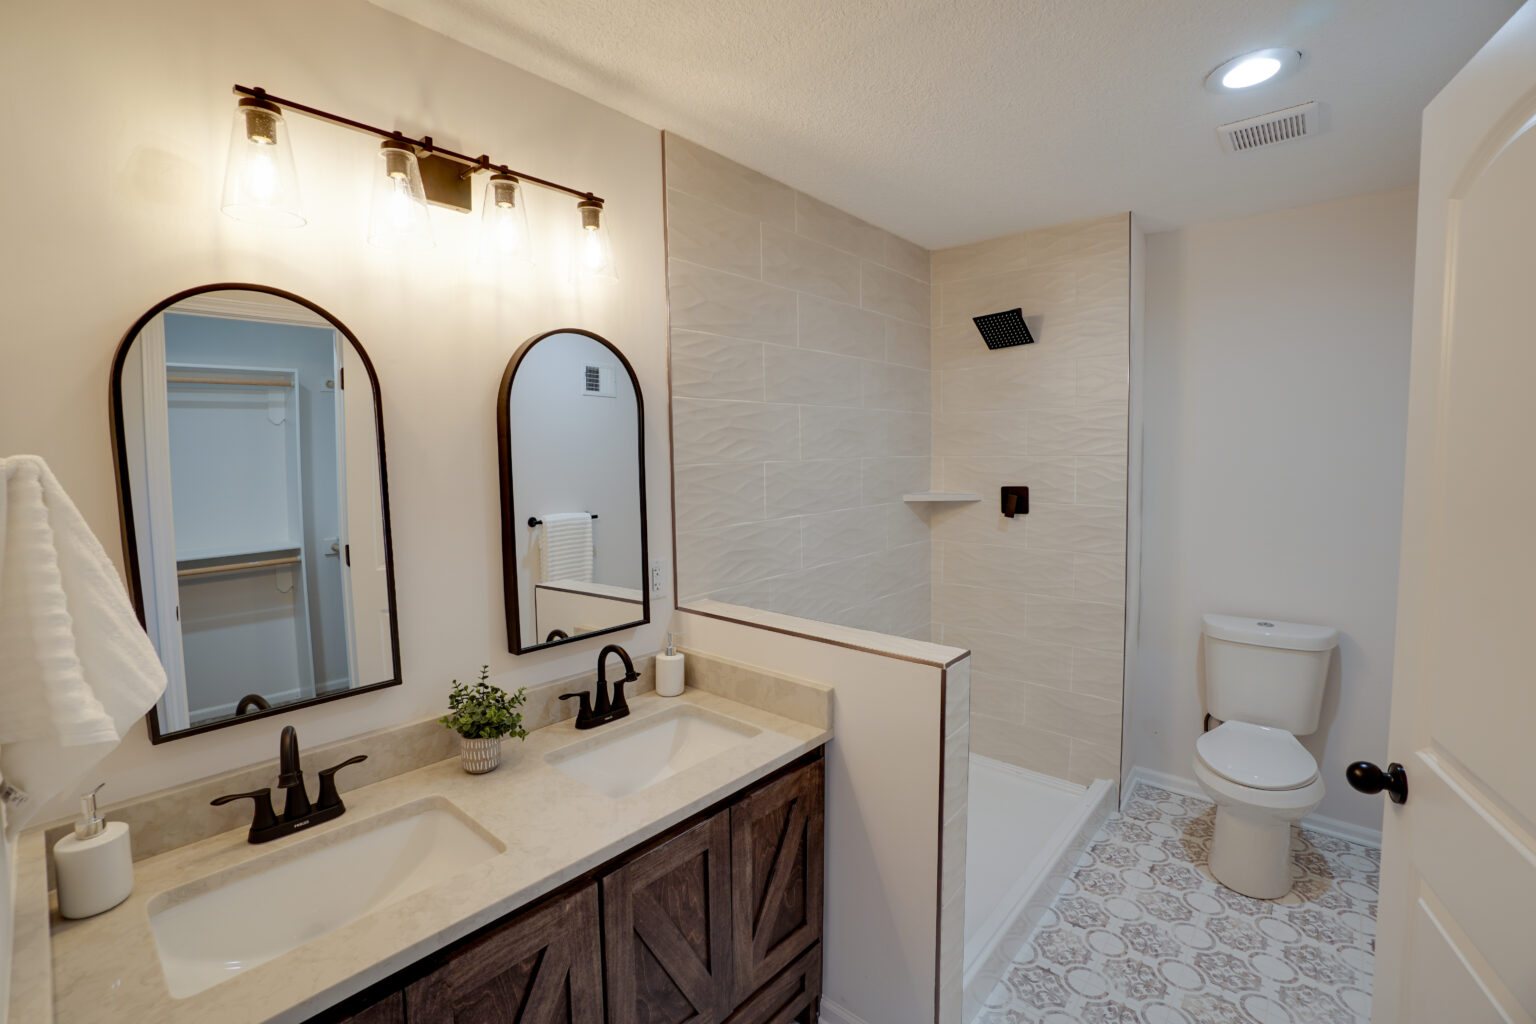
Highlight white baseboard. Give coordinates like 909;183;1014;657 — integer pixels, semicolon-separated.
818;997;874;1024
1122;765;1383;849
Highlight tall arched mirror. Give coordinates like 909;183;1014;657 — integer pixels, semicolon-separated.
498;329;649;653
111;285;401;741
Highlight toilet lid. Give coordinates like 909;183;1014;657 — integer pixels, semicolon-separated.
1196;721;1318;791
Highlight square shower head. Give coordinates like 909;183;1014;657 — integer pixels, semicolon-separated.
972;307;1035;350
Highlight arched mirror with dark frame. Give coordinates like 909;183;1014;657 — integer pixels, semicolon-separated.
110;284;402;743
498;329;649;653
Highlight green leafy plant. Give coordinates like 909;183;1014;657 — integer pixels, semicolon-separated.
439;666;528;741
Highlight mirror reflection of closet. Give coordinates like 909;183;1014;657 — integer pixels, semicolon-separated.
498;329;649;653
111;286;401;741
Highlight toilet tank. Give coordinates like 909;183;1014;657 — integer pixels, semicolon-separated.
1202;614;1337;735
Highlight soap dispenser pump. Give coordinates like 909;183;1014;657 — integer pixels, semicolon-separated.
656;632;685;697
53;783;134;919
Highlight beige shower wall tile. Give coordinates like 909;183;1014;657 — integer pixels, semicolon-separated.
802;507;888;567
863;361;931;412
928;501;1028;548
664;133;795;229
1027;404;1128;456
1024;683;1121;749
888;501;931;547
767;557;870;619
673;462;765;532
1074;553;1126;605
945;657;971;734
1076;253;1132;304
939;625;1073;689
845;582;932;640
795;191;887;260
937;358;1076;412
762;225;862;304
763;346;862;407
885;317;931;368
883;232;931;282
1072;647;1126;702
970;670;1025;722
1026;503;1126;557
671;398;798;465
764;458;864;517
665;189;762;278
670;330;763;401
798;293;886;359
933;411;1023;457
935;263;1079;327
669;259;797;344
932;583;1026;636
931;230;1032;285
1076;355;1129;403
972;715;1071;777
883;410;932;457
1024;213;1129;269
1046;299;1129;360
800;405;875;459
937;543;1075;597
868;541;930;597
862;262;931;325
677;519;801;594
937;455;1075;505
1024;594;1125;652
1068;739;1121;787
1075;457;1128;507
861;456;931;505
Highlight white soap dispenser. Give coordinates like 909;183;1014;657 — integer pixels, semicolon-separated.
53;783;134;919
656;632;685;697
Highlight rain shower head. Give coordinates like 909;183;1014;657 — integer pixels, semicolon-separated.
972;307;1035;350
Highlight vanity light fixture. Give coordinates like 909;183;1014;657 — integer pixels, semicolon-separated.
481;173;532;264
221;96;304;226
1204;49;1303;93
368;140;434;250
575;199;616;279
219;86;611;274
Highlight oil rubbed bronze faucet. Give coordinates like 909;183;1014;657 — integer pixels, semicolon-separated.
211;726;367;844
559;644;638;730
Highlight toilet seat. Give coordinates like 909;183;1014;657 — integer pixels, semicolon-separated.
1196;721;1318;791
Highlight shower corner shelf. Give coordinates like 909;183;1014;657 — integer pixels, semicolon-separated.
901;492;982;503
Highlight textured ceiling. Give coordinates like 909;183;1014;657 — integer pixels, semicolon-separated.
365;0;1518;247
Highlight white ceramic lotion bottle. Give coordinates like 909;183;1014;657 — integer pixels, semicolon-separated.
54;783;134;919
655;632;685;697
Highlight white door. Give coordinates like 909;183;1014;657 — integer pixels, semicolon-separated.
1372;4;1536;1021
337;343;395;685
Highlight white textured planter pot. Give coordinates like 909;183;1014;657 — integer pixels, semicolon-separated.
459;736;503;774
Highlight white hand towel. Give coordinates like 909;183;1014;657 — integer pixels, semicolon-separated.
537;513;594;584
0;456;168;835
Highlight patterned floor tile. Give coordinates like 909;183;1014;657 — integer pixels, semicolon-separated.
976;783;1379;1024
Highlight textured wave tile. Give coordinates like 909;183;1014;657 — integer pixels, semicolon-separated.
1023;682;1122;749
1044;298;1131;359
799;404;875;459
763;458;864;517
668;259;797;345
860;455;932;505
665;189;763;278
1074;457;1129;507
762;225;863;304
939;542;1075;597
885;316;931;368
1073;553;1127;605
868;541;931;597
882;410;932;457
862;360;932;412
934;411;1026;457
798;292;886;358
664;133;795;229
763;345;863;406
938;625;1073;688
1066;738;1121;785
971;714;1072;777
938;455;1075;504
883;232;931;284
672;462;767;532
1026;404;1129;456
676;518;801;593
1075;355;1130;403
670;330;765;401
1024;594;1126;653
969;670;1027;721
1025;503;1127;558
766;557;871;619
937;263;1080;327
802;507;889;567
938;358;1076;412
794;191;887;261
928;501;1028;548
932;582;1028;636
1071;647;1125;701
861;262;931;325
888;501;931;547
671;398;798;465
1023;213;1131;270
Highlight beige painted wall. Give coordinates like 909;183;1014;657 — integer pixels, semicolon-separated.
1131;187;1416;833
667;135;934;639
928;214;1132;786
0;0;671;820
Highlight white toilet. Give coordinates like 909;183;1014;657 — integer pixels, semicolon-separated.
1193;614;1337;899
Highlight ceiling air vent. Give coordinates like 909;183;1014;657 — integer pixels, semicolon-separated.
1217;101;1318;154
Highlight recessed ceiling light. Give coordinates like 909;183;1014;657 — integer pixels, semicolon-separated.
1205;49;1303;93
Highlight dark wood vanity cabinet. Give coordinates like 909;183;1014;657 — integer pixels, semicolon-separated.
314;752;824;1024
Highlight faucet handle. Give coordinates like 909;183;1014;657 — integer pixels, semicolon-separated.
559;691;592;723
315;755;367;811
211;788;279;835
612;672;636;712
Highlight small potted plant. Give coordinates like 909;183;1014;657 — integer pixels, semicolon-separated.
439;666;528;774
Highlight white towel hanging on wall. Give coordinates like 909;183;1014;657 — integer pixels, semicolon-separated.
537;513;594;584
0;455;168;835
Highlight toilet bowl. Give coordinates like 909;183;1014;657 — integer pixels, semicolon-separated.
1193;720;1324;899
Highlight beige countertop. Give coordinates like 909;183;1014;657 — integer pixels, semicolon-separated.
27;690;830;1024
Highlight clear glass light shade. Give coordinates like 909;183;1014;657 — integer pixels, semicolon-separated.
480;174;532;264
1221;56;1282;89
574;200;616;279
221;101;305;227
367;143;434;250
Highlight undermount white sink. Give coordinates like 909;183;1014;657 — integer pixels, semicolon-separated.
149;799;502;998
544;705;762;798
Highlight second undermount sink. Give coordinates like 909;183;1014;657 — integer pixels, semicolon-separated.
149;798;502;998
544;705;762;798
